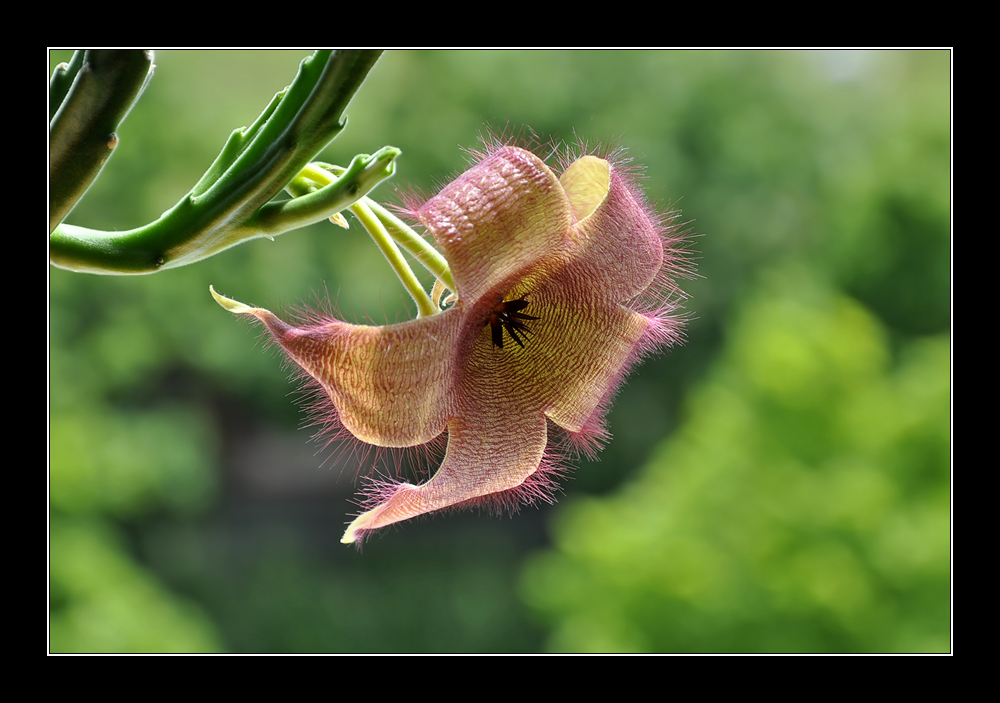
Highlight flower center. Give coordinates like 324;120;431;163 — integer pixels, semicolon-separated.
485;296;540;349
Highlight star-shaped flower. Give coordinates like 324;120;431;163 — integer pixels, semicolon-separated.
214;145;687;543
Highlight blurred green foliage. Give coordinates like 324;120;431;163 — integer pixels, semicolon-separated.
521;268;949;652
50;518;222;652
49;50;949;652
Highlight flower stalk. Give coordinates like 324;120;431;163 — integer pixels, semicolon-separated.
296;164;456;293
351;199;438;317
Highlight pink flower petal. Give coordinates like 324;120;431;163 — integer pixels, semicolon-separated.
215;144;687;543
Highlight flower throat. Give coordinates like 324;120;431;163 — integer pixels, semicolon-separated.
485;296;540;349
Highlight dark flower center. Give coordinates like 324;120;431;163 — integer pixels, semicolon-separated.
484;296;540;349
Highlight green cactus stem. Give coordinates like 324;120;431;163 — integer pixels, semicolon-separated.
49;50;154;232
50;50;386;274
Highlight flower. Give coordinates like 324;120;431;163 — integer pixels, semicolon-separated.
213;144;687;543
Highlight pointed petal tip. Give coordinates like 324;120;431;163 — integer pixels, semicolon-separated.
209;285;256;315
341;508;380;544
340;524;362;544
339;480;443;544
210;286;291;340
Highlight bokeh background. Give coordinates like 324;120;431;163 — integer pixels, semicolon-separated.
49;50;950;652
